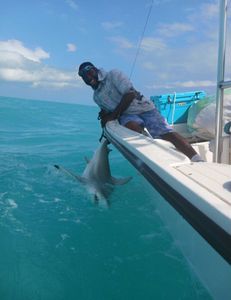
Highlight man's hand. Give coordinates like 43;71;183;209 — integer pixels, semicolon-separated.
100;111;117;127
98;109;107;120
97;90;137;127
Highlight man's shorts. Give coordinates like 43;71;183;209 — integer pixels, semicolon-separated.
119;108;173;138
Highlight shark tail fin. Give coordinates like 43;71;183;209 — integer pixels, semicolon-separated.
109;176;132;185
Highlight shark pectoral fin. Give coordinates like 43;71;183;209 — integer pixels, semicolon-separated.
54;164;88;185
110;176;132;185
74;174;89;184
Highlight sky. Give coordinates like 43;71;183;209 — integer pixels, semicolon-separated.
0;0;230;105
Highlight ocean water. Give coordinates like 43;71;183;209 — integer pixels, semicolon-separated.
0;96;212;300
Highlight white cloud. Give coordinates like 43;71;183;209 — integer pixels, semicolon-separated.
0;40;50;62
67;43;77;52
65;0;78;11
150;80;216;89
140;36;219;95
157;22;194;37
30;67;78;88
0;39;80;89
141;37;166;51
187;1;219;25
109;36;133;49
200;2;219;19
142;61;157;71
0;51;28;68
130;1;221;95
101;21;123;30
108;36;166;55
0;65;79;89
178;80;216;88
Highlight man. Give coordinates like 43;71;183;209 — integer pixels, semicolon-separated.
78;61;203;162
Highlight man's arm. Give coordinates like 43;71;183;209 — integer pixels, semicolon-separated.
100;90;136;127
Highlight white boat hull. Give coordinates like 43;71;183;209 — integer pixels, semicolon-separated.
105;120;231;299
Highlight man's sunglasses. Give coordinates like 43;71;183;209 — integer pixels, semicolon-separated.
78;65;94;77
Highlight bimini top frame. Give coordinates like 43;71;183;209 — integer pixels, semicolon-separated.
214;0;231;162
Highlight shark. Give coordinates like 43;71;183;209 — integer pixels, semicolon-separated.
54;138;132;203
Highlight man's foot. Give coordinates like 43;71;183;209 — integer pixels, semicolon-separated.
191;154;204;162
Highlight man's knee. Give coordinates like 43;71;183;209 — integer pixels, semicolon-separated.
161;131;182;142
125;121;143;133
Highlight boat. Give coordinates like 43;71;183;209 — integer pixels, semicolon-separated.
104;0;231;299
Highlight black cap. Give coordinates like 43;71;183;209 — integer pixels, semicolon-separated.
78;62;95;75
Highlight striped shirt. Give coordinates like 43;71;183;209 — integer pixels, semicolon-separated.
93;69;154;114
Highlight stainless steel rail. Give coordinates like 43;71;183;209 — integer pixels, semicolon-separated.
214;0;230;162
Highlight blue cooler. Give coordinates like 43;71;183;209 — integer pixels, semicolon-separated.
150;91;206;124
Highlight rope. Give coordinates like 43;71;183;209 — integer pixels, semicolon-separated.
171;92;177;126
129;0;154;80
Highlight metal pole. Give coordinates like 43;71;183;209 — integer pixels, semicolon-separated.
214;0;228;162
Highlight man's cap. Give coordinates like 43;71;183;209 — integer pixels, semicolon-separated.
78;62;95;75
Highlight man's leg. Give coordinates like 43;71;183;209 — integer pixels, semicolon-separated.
161;132;197;159
124;120;203;161
125;121;144;133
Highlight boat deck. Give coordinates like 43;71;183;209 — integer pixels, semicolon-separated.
174;163;231;206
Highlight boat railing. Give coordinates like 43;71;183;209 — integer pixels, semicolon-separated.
214;0;231;162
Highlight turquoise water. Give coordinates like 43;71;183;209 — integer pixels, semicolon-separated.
0;96;212;300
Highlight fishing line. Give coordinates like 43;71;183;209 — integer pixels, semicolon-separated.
129;0;154;80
